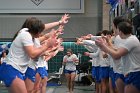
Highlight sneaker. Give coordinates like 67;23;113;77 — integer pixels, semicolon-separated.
90;82;95;86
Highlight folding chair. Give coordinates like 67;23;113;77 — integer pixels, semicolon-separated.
48;65;64;84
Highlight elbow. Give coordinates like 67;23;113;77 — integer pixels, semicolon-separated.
30;55;37;59
29;54;39;59
112;55;121;60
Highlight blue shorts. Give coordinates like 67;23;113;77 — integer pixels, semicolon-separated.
25;67;36;82
125;71;140;91
115;73;125;82
36;67;48;79
0;63;24;87
109;68;116;88
99;67;109;80
94;66;101;83
64;69;76;74
92;66;95;78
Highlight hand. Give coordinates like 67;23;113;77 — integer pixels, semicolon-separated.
63;58;67;63
58;46;64;51
46;29;57;39
57;38;63;44
81;34;93;40
59;14;70;25
75;38;83;45
56;25;64;35
45;37;58;48
84;52;90;56
73;58;77;62
95;38;104;47
95;38;108;52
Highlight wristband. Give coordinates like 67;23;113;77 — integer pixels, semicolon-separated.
58;20;63;25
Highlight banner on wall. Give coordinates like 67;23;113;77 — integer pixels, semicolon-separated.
0;0;84;13
108;0;119;7
109;1;119;15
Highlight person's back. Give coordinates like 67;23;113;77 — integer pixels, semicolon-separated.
6;28;33;73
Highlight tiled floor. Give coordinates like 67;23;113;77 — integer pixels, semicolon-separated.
0;83;95;93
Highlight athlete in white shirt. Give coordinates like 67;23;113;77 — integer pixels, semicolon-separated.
0;14;70;93
96;21;140;93
63;49;79;93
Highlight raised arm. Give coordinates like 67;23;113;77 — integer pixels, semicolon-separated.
44;14;70;31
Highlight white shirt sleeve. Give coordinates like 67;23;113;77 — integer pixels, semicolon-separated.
84;45;95;52
83;40;96;46
21;32;34;46
91;36;101;41
89;48;100;58
72;54;78;60
120;36;138;51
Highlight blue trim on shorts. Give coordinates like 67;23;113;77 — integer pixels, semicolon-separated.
125;71;140;91
0;63;24;87
64;69;76;74
36;67;48;79
25;67;36;82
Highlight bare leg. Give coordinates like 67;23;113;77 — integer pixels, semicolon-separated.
25;78;35;93
8;77;27;93
98;83;102;93
41;77;48;93
109;78;115;93
101;78;109;93
34;73;41;93
125;84;140;93
95;82;100;93
70;72;76;93
115;78;124;93
65;73;71;93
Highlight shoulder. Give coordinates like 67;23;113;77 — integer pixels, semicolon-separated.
72;54;77;57
126;35;139;44
63;55;68;58
19;28;31;37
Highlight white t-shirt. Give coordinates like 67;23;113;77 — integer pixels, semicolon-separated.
120;35;140;75
45;62;48;70
89;48;100;66
113;35;125;74
108;55;114;68
99;49;110;67
1;57;6;63
63;54;78;71
91;36;102;41
29;38;46;69
6;28;34;73
83;40;98;52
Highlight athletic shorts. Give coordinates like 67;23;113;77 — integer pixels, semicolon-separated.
36;67;48;79
99;67;109;80
25;67;36;82
94;66;101;83
115;73;125;82
125;71;140;91
64;69;76;74
92;66;95;78
0;63;24;87
109;68;116;88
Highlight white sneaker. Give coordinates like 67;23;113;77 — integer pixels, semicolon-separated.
90;82;95;86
